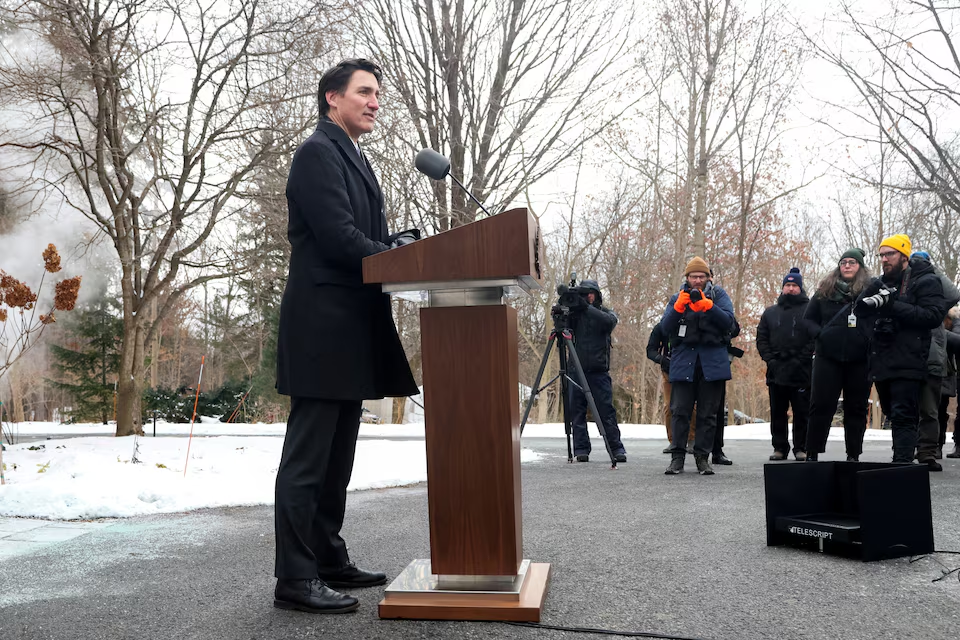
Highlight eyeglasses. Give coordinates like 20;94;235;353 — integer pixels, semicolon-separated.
838;259;859;267
877;250;900;260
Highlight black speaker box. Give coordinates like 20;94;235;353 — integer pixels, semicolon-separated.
764;461;934;561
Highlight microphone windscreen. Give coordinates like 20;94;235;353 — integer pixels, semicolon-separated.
415;149;451;180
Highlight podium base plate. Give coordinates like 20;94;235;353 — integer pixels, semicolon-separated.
378;560;551;622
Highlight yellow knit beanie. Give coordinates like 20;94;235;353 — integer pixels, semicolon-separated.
879;234;912;258
684;256;711;277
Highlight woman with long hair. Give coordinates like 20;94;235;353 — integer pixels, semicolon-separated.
804;248;873;461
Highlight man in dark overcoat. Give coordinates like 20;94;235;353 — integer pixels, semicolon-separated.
273;59;419;614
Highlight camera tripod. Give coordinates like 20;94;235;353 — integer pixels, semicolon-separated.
520;310;619;469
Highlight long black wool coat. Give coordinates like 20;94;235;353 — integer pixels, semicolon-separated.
276;120;418;401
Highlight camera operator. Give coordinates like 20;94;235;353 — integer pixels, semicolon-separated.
661;257;737;475
856;235;949;464
566;279;627;463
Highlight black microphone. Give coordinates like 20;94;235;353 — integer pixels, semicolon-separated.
414;149;493;217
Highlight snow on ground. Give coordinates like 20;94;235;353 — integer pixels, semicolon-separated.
0;420;891;521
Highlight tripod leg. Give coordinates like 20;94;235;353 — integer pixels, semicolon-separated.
556;340;577;462
562;332;618;469
520;333;557;436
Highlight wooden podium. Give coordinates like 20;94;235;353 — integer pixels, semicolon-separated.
363;208;551;622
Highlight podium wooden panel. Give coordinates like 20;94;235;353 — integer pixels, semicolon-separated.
420;305;522;576
365;208;549;622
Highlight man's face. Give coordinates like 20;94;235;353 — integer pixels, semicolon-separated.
326;70;380;140
686;272;708;290
585;292;596;305
782;282;801;296
879;248;908;277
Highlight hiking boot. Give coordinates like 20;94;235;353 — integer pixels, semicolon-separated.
662;446;672;454
575;454;589;462
947;444;960;458
795;451;807;461
920;458;942;472
769;451;787;461
614;453;627;463
665;454;685;475
694;455;714;475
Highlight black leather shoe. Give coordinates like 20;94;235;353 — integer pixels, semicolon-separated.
614;453;627;463
575;454;589;462
274;579;359;614
317;562;388;588
769;451;787;461
947;444;960;459
711;453;733;465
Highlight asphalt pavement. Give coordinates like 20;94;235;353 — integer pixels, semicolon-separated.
1;438;959;640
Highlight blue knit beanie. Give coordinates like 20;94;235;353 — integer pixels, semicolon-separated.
782;267;803;290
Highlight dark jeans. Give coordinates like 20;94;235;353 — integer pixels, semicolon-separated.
875;378;922;463
670;363;724;457
275;397;362;579
917;375;943;461
806;357;870;458
570;370;626;456
769;383;809;455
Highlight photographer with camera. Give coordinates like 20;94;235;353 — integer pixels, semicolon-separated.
661;257;737;475
856;235;949;464
565;279;627;463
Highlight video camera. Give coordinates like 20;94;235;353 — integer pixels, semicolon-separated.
551;273;591;322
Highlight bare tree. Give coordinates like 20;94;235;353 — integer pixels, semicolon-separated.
0;0;343;435
810;0;960;277
358;0;638;231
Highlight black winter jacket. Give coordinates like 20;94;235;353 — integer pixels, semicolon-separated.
756;292;816;387
804;287;870;363
646;322;670;374
862;257;949;382
571;302;618;373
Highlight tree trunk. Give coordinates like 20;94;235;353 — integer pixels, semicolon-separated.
116;317;146;437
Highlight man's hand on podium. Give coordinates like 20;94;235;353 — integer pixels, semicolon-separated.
388;228;422;249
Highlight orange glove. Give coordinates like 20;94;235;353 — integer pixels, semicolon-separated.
673;291;691;313
689;298;714;312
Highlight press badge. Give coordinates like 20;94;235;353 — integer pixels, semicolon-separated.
678;324;687;337
847;313;857;328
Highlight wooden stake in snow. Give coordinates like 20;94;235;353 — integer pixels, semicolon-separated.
183;356;206;477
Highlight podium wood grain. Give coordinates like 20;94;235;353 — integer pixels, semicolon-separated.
420;305;522;576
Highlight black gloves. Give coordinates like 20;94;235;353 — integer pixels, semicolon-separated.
659;354;671;374
388;228;421;249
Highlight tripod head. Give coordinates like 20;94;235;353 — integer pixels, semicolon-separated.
551;272;590;331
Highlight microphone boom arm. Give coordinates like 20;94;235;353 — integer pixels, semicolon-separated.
448;173;493;217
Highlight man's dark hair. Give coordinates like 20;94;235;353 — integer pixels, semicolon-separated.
318;58;383;118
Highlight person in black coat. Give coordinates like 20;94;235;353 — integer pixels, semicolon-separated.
568;279;627;462
804;248;873;462
273;59;419;615
757;268;816;461
856;234;949;463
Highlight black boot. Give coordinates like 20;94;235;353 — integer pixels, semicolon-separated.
935;446;943;460
712;452;733;465
317;562;388;588
274;579;360;614
806;451;818;462
665;453;685;474
694;455;714;475
947;444;960;459
575;454;589;462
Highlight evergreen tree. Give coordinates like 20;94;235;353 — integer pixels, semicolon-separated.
49;296;122;424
